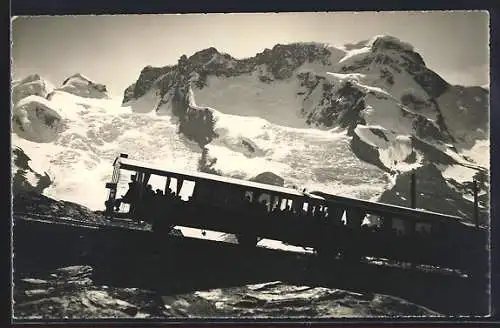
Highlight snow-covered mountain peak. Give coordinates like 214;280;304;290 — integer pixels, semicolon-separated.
368;35;415;53
62;73;96;85
11;72;122;145
122;41;347;106
12;74;55;105
187;47;226;63
123;36;488;150
15;74;43;85
12;94;66;143
342;39;370;51
55;73;110;99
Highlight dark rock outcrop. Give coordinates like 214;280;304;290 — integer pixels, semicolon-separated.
197;147;221;175
350;131;392;173
123;66;174;103
57;73;109;99
13;191;104;223
411;138;459;166
249;172;285;187
305;80;367;132
378;164;488;225
12;74;50;105
12;147;52;194
179;106;218;147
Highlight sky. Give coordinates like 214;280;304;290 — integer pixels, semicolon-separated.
11;11;490;98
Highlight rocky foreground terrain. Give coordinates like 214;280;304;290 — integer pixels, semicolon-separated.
14;265;166;319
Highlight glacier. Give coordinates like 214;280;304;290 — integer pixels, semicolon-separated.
11;78;388;212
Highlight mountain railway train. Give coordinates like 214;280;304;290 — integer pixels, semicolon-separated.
104;154;488;277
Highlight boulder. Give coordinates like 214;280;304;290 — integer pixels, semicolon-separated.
249;172;285;187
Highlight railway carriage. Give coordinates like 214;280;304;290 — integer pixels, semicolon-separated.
104;154;488;277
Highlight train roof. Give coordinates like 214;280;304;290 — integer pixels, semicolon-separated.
114;155;472;226
116;157;309;198
310;191;465;225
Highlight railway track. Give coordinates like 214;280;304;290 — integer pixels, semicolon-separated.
12;211;473;280
13;211;151;231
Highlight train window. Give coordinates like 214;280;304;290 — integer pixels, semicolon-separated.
303;202;309;212
392;218;405;234
179;180;195;201
143;175;166;193
366;214;381;227
361;214;379;226
323;206;329;217
345;208;366;227
416;222;432;234
269;196;280;210
168;177;186;197
257;193;271;209
167;177;178;193
341;210;347;225
279;199;288;210
244;191;254;202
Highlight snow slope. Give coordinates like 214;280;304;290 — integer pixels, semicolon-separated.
194;69;307;128
12;80;202;210
12;72;389;213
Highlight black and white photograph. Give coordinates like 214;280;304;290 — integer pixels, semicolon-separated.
11;11;490;320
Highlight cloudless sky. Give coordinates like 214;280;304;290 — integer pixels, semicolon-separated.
11;11;489;98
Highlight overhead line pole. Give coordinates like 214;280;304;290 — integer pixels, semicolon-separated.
410;170;416;209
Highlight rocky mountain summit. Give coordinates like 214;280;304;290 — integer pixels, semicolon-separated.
53;73;109;100
123;35;488;161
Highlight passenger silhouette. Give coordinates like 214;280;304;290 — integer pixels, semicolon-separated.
153;189;164;208
121;176;140;221
145;184;155;199
136;184;154;223
122;179;138;204
104;199;115;214
260;199;269;213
